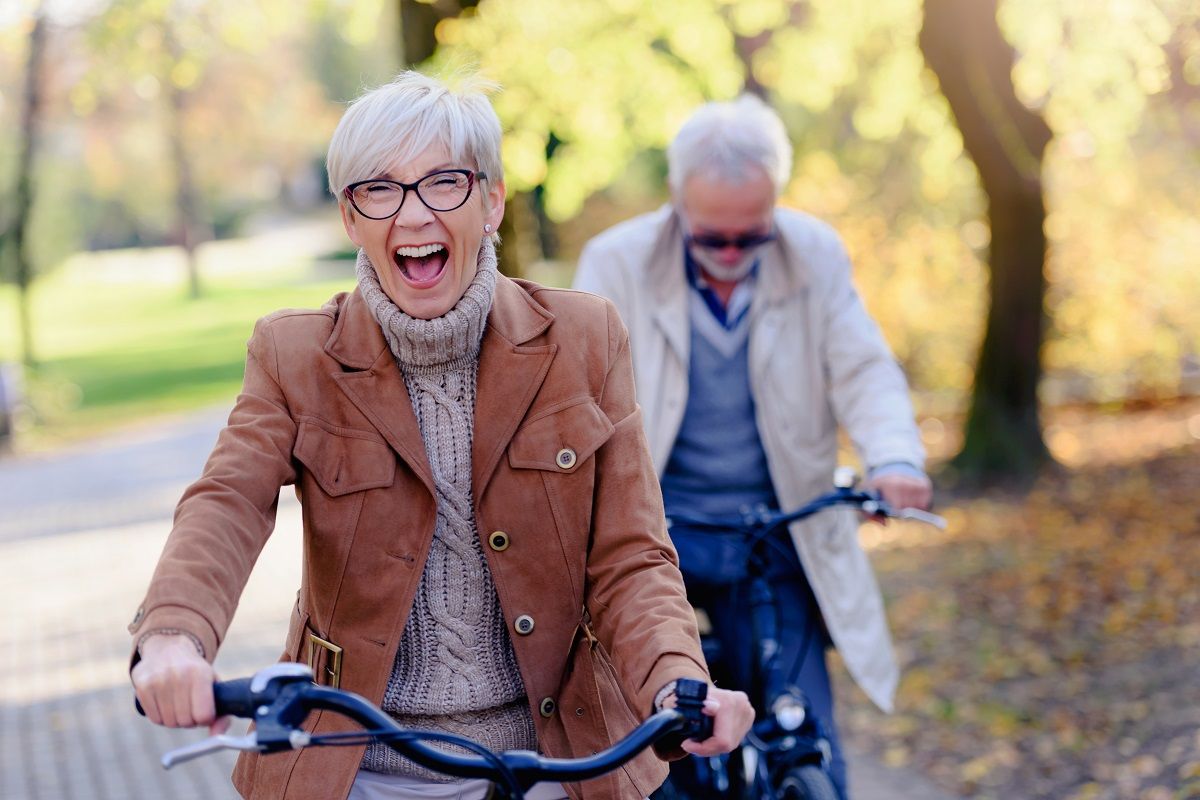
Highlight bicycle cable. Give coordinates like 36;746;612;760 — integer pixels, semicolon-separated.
307;728;523;798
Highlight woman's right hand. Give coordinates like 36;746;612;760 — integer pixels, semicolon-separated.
131;633;228;734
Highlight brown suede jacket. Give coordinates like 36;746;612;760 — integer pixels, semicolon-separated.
129;275;708;799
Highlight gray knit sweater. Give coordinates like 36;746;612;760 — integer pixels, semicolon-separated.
356;240;537;779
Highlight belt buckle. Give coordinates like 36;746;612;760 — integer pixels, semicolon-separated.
306;632;343;689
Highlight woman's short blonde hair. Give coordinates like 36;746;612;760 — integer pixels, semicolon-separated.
326;71;504;200
667;94;792;196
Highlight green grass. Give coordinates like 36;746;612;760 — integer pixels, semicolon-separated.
0;223;356;449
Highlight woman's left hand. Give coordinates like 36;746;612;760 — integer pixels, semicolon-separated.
682;686;755;756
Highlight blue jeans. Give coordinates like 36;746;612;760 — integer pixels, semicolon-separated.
670;528;848;798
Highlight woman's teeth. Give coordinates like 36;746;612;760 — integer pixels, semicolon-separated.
395;244;445;258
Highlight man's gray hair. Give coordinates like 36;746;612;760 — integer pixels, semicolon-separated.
326;71;504;200
667;94;793;196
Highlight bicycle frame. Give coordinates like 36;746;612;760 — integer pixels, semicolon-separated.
660;473;945;800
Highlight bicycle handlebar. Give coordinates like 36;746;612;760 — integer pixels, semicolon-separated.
666;483;945;535
136;474;938;795
139;664;714;796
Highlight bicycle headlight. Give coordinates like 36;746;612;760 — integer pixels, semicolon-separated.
771;694;806;732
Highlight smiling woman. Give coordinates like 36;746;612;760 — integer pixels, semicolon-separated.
326;73;505;321
128;70;753;800
339;144;502;320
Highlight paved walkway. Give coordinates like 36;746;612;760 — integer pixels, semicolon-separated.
0;409;959;800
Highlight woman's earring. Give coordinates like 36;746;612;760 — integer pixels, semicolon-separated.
484;224;493;233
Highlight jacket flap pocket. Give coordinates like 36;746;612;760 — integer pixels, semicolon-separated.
507;398;615;474
293;419;396;496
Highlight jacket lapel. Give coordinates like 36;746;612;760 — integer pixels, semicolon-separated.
323;279;558;499
648;210;690;370
325;290;435;494
750;211;811;381
471;275;556;499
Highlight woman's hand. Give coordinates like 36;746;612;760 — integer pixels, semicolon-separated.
681;686;755;757
131;633;228;734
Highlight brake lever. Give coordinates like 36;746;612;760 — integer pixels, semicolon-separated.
161;727;314;769
857;492;947;531
895;507;947;529
161;733;261;769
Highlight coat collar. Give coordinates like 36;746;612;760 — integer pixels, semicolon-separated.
471;277;556;497
323;277;553;369
323;277;556;498
324;288;387;369
640;205;808;367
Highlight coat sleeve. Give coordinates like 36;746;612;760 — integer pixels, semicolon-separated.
583;299;709;714
816;234;926;472
128;318;299;662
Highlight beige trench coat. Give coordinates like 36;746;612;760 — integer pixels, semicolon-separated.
573;206;926;712
129;275;709;799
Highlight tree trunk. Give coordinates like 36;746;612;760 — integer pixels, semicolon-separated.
496;193;524;279
11;7;48;367
399;0;441;65
396;0;518;276
166;84;205;300
398;0;480;65
734;30;771;99
164;25;208;300
920;0;1053;481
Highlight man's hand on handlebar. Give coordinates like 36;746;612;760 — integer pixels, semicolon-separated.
866;472;933;517
132;633;230;736
662;685;754;757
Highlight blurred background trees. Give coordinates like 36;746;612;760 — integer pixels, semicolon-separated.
5;1;47;368
1;0;1198;478
3;5;1196;794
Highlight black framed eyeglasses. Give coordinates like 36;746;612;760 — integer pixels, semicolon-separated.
686;229;776;252
343;169;487;219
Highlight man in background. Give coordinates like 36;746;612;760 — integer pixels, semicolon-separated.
573;95;932;798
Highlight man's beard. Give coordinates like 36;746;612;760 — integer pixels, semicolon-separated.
689;245;758;283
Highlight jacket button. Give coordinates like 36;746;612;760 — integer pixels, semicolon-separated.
539;697;556;717
488;531;510;551
514;615;535;635
556;448;577;470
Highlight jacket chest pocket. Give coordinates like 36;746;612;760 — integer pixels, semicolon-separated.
505;398;615;559
293;419;396;497
507;397;615;474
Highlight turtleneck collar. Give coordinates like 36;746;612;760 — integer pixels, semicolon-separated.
356;238;498;373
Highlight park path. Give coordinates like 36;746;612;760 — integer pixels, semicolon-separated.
0;408;959;800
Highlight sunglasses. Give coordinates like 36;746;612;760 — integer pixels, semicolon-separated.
687;230;776;251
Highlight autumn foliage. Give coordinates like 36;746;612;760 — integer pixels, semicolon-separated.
839;401;1200;800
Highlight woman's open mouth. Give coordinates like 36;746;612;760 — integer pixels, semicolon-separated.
394;243;449;286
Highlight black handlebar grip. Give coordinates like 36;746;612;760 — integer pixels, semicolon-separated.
213;677;258;719
673;678;714;741
691;711;715;741
135;677;257;719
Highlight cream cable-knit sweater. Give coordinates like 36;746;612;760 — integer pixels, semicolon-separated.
356;240;537;779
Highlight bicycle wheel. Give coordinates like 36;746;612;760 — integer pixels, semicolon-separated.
778;764;840;800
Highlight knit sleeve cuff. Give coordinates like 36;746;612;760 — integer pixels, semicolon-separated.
652;680;679;713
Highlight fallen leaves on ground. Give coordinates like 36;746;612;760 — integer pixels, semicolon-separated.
836;407;1200;800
